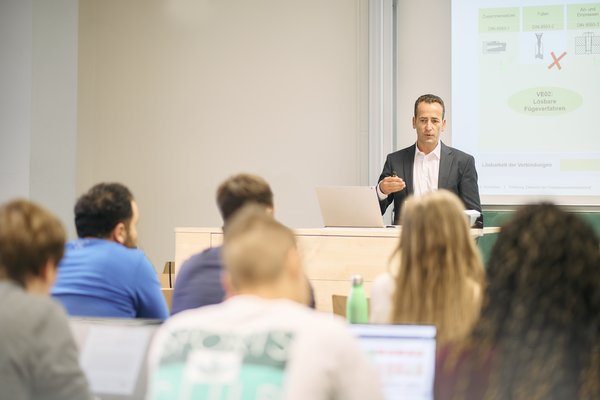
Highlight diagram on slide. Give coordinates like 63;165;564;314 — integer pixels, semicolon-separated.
483;41;508;53
575;32;600;54
477;3;600;153
483;40;506;54
452;0;600;199
535;33;544;59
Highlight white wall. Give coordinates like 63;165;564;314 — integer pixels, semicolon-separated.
30;0;78;237
395;0;451;149
77;0;369;269
0;0;32;202
0;0;78;238
1;0;450;270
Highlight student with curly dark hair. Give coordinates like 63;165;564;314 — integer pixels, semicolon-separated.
52;183;168;319
435;202;600;399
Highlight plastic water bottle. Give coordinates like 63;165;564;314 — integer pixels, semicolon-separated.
346;275;368;324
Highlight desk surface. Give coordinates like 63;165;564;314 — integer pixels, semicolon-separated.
175;226;500;237
174;226;500;312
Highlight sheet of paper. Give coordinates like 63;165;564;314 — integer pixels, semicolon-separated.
79;325;152;395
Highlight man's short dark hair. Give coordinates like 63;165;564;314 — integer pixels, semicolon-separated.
414;94;445;119
216;174;273;223
74;183;134;238
0;200;66;287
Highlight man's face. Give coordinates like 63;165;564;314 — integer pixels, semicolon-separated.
123;201;139;248
412;101;446;153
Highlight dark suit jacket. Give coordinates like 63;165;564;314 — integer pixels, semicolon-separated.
378;142;483;227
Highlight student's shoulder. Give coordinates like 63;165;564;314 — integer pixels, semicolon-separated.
88;243;156;282
180;246;222;271
290;309;367;363
100;242;153;267
67;238;145;261
2;283;56;311
372;271;395;289
290;305;353;337
165;301;224;327
2;288;68;333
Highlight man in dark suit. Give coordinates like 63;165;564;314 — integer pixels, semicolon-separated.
378;94;483;227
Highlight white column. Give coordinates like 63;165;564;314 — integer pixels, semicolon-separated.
368;0;396;185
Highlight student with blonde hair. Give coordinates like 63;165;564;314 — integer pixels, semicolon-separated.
370;190;485;345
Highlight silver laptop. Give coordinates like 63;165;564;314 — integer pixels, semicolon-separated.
315;186;385;228
349;324;437;400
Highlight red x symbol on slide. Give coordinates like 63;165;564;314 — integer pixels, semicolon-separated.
548;51;567;70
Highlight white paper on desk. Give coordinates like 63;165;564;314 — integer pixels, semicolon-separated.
79;325;152;395
464;210;481;226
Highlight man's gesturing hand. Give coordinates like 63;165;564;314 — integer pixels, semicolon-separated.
379;176;406;195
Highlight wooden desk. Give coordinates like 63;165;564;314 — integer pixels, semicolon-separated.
161;288;173;312
174;227;499;312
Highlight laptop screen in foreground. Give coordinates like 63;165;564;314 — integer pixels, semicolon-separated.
70;318;162;400
349;324;437;400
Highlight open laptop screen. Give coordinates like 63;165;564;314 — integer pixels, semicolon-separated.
348;324;437;400
315;186;386;228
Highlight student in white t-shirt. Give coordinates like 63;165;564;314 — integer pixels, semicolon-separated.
147;204;383;400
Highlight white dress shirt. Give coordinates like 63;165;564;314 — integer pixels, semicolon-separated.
377;142;441;200
413;142;441;197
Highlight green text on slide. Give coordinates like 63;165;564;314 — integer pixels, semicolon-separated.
508;87;583;116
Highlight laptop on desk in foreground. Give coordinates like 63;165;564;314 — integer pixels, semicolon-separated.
315;186;387;228
349;324;437;400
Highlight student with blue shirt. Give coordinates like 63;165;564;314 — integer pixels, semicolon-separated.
52;183;168;319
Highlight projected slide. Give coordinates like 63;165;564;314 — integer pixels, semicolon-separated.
452;0;600;204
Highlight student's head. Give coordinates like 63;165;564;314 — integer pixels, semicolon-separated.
222;204;308;305
481;202;600;337
483;202;600;328
412;94;446;153
216;174;273;225
74;183;138;248
0;200;66;293
391;190;484;344
460;203;600;398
